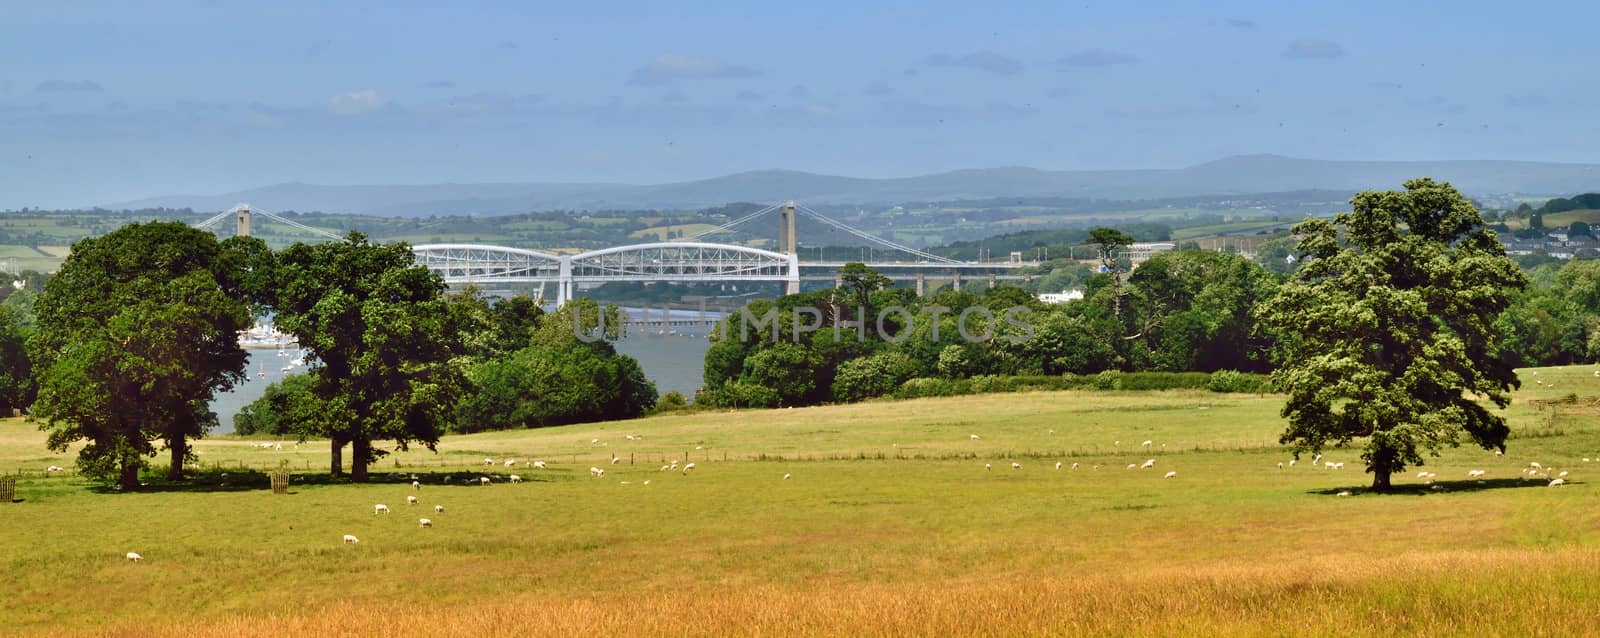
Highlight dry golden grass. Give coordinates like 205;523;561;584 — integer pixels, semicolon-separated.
53;550;1600;637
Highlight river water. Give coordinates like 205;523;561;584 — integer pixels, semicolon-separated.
208;333;713;434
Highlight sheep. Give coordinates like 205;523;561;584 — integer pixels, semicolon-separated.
626;435;635;441
510;474;522;484
1011;462;1022;470
1163;471;1177;479
1070;463;1080;470
984;463;992;471
590;438;600;445
1467;470;1486;477
419;518;432;528
504;459;516;468
643;480;652;485
970;434;980;440
126;552;143;562
1333;462;1345;470
274;443;282;451
343;534;359;544
1141;440;1153;447
1559;471;1569;478
407;495;418;505
783;473;792;480
1055;461;1063;470
1140;459;1156;469
1585;458;1592;463
479;476;491;486
1289;459;1296;467
46;465;64;472
1277;462;1284;469
1126;464;1137;470
483;457;494;466
659;464;671;472
590;467;605;477
1416;471;1429;479
682;463;696;475
1336;490;1352;497
1549;478;1566;487
610;454;620;465
374;504;390;514
434;505;444;513
1530;461;1542;469
411;480;420;491
532;461;547;469
1324;461;1336;470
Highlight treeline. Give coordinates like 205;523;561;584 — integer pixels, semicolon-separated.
696;250;1278;408
7;223;653;488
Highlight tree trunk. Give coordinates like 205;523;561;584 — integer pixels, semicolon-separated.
330;436;344;477
1369;447;1397;492
166;435;187;481
118;451;141;491
351;437;370;483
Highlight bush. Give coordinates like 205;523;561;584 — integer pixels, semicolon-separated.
832;352;919;403
1093;370;1122;390
1205;369;1274;393
894;377;972;399
1117;371;1210;391
696;381;781;409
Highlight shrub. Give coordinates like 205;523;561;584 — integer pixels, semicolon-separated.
1206;369;1274;393
1093;370;1122;390
832;352;919;403
1118;371;1210;391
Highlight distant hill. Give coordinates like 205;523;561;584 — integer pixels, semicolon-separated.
101;155;1600;217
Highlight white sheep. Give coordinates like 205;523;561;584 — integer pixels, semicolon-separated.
610;454;620;465
1549;478;1566;487
1126;463;1137;469
1277;462;1284;469
1070;463;1079;469
659;464;671;472
590;438;600;445
643;480;652;485
1416;471;1429;478
1530;461;1542;469
126;552;143;562
1559;471;1569;478
407;495;418;505
483;457;494;466
532;461;547;469
479;476;491;485
1333;462;1345;470
970;434;980;440
1467;470;1486;477
984;463;991;471
411;480;420;490
343;534;359;544
510;474;522;484
1336;490;1352;497
504;459;516;468
46;465;64;472
374;504;390;514
1141;459;1155;469
1163;471;1177;479
783;473;792;480
682;462;696;475
1289;459;1296;467
1141;440;1152;447
435;504;444;513
419;518;432;528
1055;461;1063;470
1011;462;1021;470
590;467;605;477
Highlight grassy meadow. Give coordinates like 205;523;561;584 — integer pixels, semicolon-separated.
3;366;1600;636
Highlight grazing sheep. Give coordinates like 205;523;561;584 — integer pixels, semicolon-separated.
1530;461;1542;469
1141;459;1155;469
643;480;652;485
411;480;420;491
1333;462;1345;470
591;438;600;445
1289;460;1296;467
626;435;635;441
1585;458;1592;463
1416;471;1429;478
659;464;671;472
1336;490;1352;497
1325;461;1336;470
682;463;696;475
1549;478;1566;487
1277;462;1284;469
1055;462;1063;470
1126;464;1137;470
985;463;992;471
46;465;64;472
1011;462;1021;470
407;496;418;505
479;476;491;486
970;434;980;440
670;460;680;469
419;518;432;528
1163;471;1177;479
590;467;605;477
783;473;792;480
532;461;547;469
343;534;359;544
1559;471;1569;478
126;552;143;562
1070;463;1079;470
435;505;444;513
610;454;619;465
510;475;522;484
505;459;516;468
483;457;494;466
1467;470;1486;477
374;504;390;514
1141;440;1152;447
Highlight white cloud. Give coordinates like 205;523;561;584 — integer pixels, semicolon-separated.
326;89;387;116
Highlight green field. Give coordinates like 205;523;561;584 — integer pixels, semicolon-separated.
3;366;1600;635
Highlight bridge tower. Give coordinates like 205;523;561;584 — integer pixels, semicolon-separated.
779;201;800;295
235;204;252;237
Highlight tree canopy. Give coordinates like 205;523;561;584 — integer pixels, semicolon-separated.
1257;178;1526;491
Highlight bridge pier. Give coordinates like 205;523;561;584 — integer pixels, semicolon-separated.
952;271;962;292
915;272;925;297
987;273;996;289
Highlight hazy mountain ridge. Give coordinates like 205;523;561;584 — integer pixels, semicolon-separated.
101;155;1600;217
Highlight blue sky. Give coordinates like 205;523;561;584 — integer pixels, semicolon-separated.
2;0;1596;208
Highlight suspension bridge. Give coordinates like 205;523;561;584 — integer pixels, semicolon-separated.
195;202;1028;305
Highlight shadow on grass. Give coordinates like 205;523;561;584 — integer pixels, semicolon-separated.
88;468;569;494
1309;477;1570;497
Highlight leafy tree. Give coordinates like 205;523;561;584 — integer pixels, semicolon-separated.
262;233;471;481
28;222;255;487
1257;178;1525;491
0;305;33;415
234;373;324;436
836;262;892;334
1570;221;1594;239
831;351;917;402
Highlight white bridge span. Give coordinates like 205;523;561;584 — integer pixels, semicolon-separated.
411;242;799;304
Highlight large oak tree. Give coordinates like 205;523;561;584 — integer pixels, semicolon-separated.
1257;178;1525;491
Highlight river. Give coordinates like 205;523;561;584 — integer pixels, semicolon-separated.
208;333;713;434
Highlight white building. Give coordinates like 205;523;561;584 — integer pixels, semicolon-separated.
1038;289;1085;304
